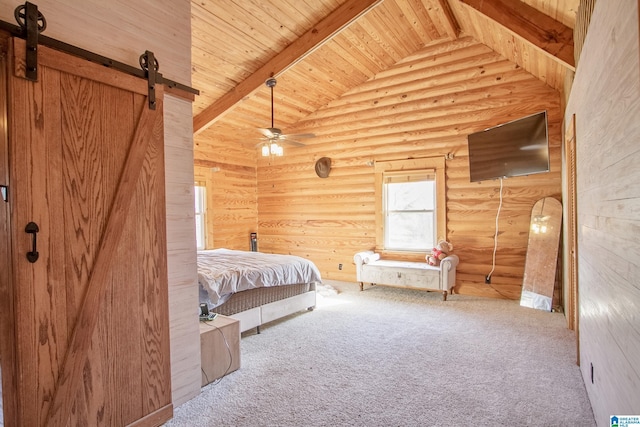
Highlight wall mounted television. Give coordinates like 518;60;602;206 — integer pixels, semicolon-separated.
467;111;549;182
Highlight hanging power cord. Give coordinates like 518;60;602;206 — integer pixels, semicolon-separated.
200;320;234;386
486;177;503;284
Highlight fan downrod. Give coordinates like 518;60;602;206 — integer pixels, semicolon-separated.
266;77;278;129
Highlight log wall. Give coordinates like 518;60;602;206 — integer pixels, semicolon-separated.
196;36;563;300
194;143;258;250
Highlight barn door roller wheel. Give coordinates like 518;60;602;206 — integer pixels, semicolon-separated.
139;51;160;110
14;2;47;32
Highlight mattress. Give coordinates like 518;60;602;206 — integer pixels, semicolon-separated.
198;248;322;308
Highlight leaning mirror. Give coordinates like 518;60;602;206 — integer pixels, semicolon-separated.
520;197;563;311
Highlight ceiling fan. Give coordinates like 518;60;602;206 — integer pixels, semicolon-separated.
257;77;315;156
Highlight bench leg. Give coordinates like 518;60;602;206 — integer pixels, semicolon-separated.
442;291;448;301
359;282;364;291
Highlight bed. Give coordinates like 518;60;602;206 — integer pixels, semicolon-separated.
198;248;322;333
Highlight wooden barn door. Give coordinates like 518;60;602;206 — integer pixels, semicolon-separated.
1;35;172;426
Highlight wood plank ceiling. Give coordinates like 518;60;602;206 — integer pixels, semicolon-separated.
191;0;578;153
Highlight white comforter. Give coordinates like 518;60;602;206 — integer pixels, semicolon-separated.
198;248;322;308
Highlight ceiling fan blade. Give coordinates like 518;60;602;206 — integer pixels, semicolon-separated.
280;139;306;147
282;133;315;139
257;128;271;138
258;128;282;139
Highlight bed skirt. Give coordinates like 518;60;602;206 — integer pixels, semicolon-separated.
209;282;317;332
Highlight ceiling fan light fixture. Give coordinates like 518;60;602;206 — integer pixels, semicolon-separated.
270;142;283;156
261;141;283;157
255;77;314;157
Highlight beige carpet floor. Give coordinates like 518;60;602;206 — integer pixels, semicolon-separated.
166;281;595;426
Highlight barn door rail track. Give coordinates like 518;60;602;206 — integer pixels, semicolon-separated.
1;1;199;107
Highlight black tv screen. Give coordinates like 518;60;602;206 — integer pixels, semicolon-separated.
468;111;549;182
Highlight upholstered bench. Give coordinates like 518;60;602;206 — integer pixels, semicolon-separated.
354;251;459;301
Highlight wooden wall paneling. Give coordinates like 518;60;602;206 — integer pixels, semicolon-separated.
194;135;258;251
164;95;200;408
195;17;565;296
565;0;640;423
253;38;562;292
250;44;560;290
574;0;597;66
257;156;374;279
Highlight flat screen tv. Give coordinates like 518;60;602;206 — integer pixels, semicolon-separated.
468;111;549;182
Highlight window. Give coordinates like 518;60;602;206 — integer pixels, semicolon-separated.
375;158;446;254
194;184;207;250
384;171;436;251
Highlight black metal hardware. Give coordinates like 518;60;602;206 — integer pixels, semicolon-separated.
25;221;39;263
0;185;7;202
14;2;47;81
0;3;198;95
140;51;158;110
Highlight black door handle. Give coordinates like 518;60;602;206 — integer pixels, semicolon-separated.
25;221;39;263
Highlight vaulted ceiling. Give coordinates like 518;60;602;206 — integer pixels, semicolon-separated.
191;0;578;151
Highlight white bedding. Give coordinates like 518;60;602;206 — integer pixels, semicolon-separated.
198;248;322;308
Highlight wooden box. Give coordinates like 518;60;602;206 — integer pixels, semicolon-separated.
200;315;241;386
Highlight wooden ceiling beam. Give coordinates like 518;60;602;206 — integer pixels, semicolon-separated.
435;0;461;39
459;0;575;70
193;0;385;134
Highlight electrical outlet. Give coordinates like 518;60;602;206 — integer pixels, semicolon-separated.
338;263;343;270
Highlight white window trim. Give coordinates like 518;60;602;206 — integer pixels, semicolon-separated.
374;157;446;256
